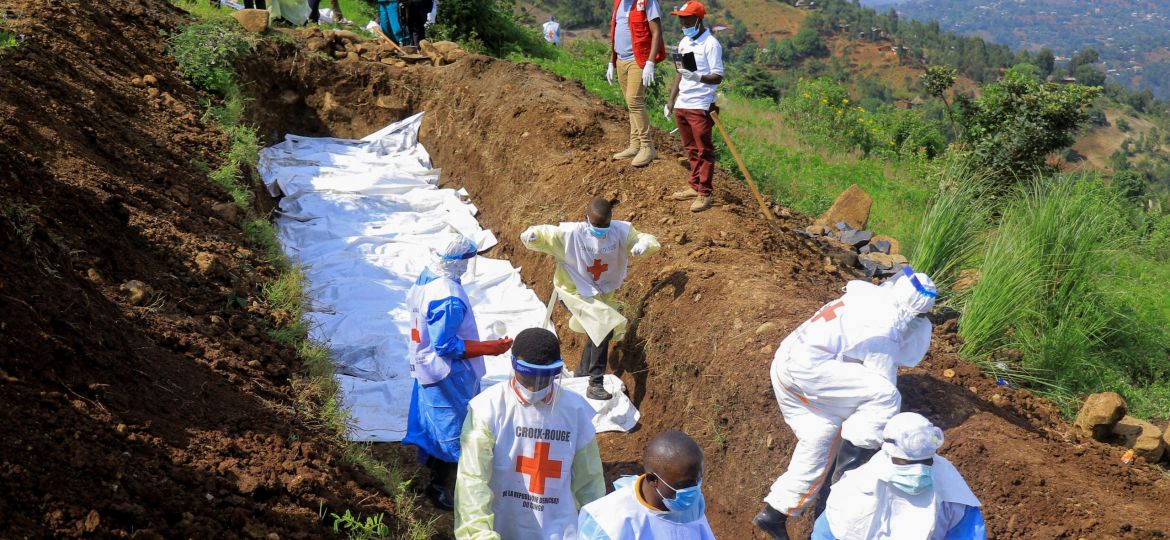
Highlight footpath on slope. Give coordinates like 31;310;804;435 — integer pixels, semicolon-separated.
239;35;1170;539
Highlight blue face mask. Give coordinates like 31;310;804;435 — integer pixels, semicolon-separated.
682;26;699;38
653;475;703;512
889;463;933;495
585;216;609;238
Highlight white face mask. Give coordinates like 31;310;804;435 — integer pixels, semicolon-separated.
515;379;553;403
888;463;933;495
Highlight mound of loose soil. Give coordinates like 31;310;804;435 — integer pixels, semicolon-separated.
0;0;411;537
243;42;1170;538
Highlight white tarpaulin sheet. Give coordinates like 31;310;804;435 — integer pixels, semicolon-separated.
258;113;640;442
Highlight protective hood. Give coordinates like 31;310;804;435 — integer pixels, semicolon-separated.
842;268;937;339
429;234;477;280
881;412;945;461
890;269;937;316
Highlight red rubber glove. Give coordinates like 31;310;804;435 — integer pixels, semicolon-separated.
463;337;513;358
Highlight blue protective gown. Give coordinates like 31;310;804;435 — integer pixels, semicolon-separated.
811;505;987;540
402;268;481;464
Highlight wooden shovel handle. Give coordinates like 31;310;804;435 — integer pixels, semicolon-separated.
710;111;775;221
371;25;407;56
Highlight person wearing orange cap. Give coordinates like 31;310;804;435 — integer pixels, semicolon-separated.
664;0;723;213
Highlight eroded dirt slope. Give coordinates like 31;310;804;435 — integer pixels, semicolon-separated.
249;44;1170;538
0;1;411;537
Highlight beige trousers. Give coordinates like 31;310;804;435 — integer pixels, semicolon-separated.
616;58;651;147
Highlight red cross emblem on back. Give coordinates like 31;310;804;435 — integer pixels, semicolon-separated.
586;259;608;282
811;300;846;323
515;441;563;495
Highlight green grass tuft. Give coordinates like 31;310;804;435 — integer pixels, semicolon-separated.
0;30;19;51
958;176;1170;416
906;155;993;294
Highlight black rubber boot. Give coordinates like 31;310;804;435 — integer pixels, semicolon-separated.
426;459;456;511
812;440;879;519
752;504;790;540
586;383;613;400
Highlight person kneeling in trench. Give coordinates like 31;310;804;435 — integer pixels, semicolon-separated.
578;430;716;539
404;234;514;511
454;327;606;539
754;267;939;540
811;412;986;540
520;197;660;401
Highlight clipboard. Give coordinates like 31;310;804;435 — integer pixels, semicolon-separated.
672;51;698;72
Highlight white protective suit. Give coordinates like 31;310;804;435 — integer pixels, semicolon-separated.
765;272;937;516
454;379;607;539
814;413;986;540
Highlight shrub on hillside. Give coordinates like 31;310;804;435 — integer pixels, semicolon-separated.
956;71;1100;186
166;19;253;93
779;77;945;159
430;0;550;57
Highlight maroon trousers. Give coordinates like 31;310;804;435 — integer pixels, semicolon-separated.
674;107;715;196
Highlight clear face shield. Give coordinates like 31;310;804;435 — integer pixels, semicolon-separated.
511;355;566;405
899;265;937;317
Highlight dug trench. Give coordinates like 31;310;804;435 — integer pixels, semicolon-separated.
247;38;1170;539
0;1;1166;538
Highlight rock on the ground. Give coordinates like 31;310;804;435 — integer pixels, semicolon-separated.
1074;392;1127;440
1111;415;1165;463
231;9;269;33
328;30;363;43
803;225;829;237
815;184;872;230
211;202;244;226
873;234;900;255
119;280;152;306
869;239;892;254
195;252;225;277
858;252;908;277
432;41;461;55
838;229;873;248
1162;429;1170;462
755;321;777;335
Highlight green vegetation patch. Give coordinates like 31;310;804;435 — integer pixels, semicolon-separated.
956;177;1170;416
0;30;18;51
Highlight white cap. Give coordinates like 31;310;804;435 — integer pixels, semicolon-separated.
881;412;944;461
891;269;937;315
430;234;477;279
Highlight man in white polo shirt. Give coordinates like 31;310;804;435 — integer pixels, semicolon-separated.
664;0;723;213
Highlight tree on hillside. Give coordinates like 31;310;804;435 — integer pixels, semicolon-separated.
921;64;958;129
1074;64;1107;88
733;63;782;101
1112;169;1147;201
1036;48;1056;77
792;27;828;58
1069;48;1100;70
956;71;1101;185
